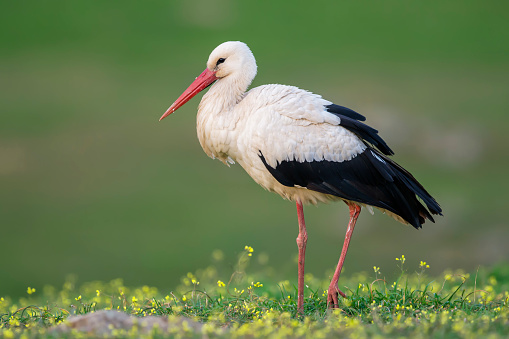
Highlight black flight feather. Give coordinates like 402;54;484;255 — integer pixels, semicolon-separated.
325;104;366;121
259;148;442;229
325;104;394;156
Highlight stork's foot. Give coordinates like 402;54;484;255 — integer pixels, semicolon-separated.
327;284;346;308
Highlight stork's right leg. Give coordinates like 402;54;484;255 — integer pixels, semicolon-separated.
327;202;361;308
296;200;308;314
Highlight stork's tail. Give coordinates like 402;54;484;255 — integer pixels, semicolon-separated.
372;150;443;229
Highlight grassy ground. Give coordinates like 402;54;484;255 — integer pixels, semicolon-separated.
1;247;508;338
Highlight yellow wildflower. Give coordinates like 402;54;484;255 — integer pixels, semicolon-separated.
395;255;406;264
244;245;254;256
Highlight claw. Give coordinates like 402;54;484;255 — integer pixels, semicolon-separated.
327;285;346;308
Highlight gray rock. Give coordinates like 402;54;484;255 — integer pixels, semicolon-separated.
51;310;203;336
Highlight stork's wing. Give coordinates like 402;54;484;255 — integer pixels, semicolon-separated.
241;85;393;168
241;85;441;228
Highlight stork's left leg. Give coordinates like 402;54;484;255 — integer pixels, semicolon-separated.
327;202;361;308
295;200;308;314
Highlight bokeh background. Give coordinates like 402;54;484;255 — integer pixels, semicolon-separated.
1;1;508;298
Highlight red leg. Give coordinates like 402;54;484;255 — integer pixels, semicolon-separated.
296;200;308;314
327;202;361;308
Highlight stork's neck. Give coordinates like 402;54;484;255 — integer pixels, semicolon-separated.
196;72;255;164
198;73;253;116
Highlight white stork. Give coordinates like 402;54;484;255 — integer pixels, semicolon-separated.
159;41;442;313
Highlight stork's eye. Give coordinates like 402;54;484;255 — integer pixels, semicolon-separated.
216;58;226;65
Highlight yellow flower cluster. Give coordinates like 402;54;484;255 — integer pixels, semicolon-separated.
244;245;254;256
395;254;406;264
182;272;200;286
233;287;245;295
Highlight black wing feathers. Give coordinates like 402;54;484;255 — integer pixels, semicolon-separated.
325;104;366;121
259;148;442;229
325;104;394;156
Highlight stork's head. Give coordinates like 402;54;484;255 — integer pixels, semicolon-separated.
160;41;257;121
207;41;257;80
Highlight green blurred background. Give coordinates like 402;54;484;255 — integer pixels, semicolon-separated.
1;1;508;298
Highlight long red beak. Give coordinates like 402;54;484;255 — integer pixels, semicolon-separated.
159;68;218;121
